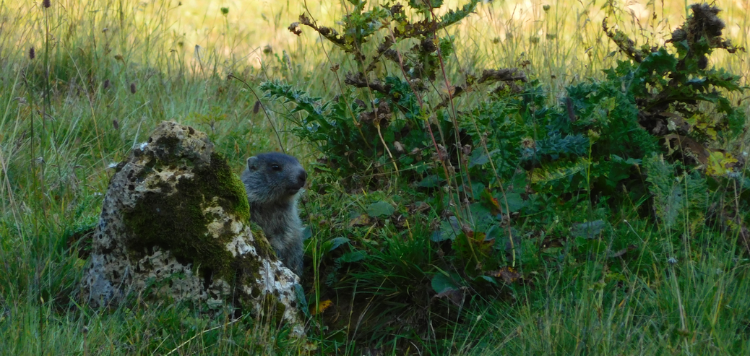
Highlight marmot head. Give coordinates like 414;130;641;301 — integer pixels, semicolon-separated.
243;152;307;204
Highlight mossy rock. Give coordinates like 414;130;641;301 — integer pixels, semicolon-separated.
80;121;303;336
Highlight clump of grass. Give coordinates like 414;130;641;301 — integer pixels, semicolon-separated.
464;225;750;355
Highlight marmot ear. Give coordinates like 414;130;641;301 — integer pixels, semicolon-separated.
247;156;258;170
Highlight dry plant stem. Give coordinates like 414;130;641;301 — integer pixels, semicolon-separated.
41;2;52;211
344;279;359;355
0;151;20;232
228;75;286;154
430;4;517;265
68;52;106;163
670;262;690;353
383;24;463;224
300;0;372;151
312;2;400;175
348;273;390;345
425;6;472;203
376;122;400;174
83;328;88;356
25;74;37;220
164;318;240;356
334;18;399;174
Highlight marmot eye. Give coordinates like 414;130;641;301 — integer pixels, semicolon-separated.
271;164;281;171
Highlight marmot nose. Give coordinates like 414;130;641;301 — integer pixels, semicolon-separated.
296;170;307;188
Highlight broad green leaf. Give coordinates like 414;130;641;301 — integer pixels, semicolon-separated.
337;251;366;263
434;216;460;241
367;201;395;217
431;272;461;294
418;175;441;188
326;237;350;252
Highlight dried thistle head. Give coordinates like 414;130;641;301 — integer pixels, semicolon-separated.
288;22;302;36
419;38;437;53
689;3;724;38
42;0;51;8
389;4;403;15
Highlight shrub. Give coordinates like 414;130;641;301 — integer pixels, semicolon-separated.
258;1;750;351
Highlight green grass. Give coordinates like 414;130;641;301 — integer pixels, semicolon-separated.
1;0;749;354
473;231;750;354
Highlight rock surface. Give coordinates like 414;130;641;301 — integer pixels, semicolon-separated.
81;121;302;334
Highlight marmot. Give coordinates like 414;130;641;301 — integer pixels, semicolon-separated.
241;152;307;277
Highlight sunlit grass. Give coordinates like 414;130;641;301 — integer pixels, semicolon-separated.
1;0;749;354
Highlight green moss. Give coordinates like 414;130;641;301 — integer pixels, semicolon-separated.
204;152;250;223
122;150;253;285
247;221;272;260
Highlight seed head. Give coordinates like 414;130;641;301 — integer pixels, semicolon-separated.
103;79;110;90
220;7;228;15
29;47;35;60
42;0;51;8
671;28;687;42
112;119;119;130
253;100;261;114
130;83;136;94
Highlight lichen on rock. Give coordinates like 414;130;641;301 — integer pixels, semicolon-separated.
81;120;303;335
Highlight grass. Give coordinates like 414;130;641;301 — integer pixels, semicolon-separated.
1;0;749;354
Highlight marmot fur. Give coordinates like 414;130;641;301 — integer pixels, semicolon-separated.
241;152;307;277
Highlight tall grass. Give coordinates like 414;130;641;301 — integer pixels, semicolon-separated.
465;227;750;355
0;0;749;354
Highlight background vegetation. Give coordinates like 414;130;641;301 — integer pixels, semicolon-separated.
0;0;748;354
